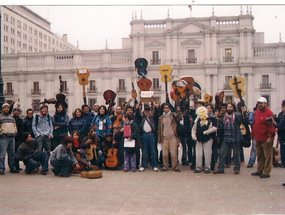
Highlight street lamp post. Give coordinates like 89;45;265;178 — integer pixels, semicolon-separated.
0;7;6;112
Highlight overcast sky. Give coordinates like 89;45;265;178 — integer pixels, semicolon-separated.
21;3;285;50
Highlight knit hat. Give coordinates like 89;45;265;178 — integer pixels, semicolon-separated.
2;103;10;109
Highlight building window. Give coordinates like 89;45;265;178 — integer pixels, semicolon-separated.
60;81;68;93
118;79;126;92
17;41;21;47
23;34;27;40
17;20;21;28
88;80;96;93
4;35;8;42
11;28;15;35
11;17;15;25
88;98;97;108
151;51;160;65
118;98;126;107
32;82;40;94
17;31;21;38
224;76;232;90
224;48;233;62
32;99;40;112
23;43;27;50
153;78;160;91
29;27;33;34
186;50;197;63
260;75;271;89
39;32;42;39
4;13;9;22
5;83;13;95
23;23;27;30
11;38;15;45
34;29;37;36
4;25;8;32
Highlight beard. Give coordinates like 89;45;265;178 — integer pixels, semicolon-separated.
227;110;233;115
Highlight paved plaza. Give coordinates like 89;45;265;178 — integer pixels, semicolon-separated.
1;148;285;215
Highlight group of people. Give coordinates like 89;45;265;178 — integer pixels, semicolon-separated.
0;96;284;185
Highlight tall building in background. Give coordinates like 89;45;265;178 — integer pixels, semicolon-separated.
1;6;285;116
1;6;78;54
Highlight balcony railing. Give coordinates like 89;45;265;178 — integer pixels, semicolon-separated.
151;86;161;91
260;83;272;89
186;57;197;64
31;89;41;95
150;59;161;65
4;90;14;95
87;87;98;93
223;56;234;62
116;87;127;93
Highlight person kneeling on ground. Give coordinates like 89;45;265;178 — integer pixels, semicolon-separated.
50;136;80;177
16;132;49;175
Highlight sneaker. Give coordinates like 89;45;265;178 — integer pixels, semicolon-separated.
251;172;262;176
247;164;253;168
10;169;20;173
282;183;285;186
52;169;59;176
204;168;211;174
194;169;202;173
0;171;5;175
153;167;159;172
123;169;129;172
131;169;136;172
260;174;270;178
139;167;145;172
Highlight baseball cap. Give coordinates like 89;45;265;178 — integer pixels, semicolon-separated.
257;97;267;103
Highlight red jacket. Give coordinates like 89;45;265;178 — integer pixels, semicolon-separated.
252;107;276;142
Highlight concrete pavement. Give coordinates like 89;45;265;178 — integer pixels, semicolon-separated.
1;148;285;215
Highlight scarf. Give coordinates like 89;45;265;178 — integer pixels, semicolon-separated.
73;138;80;148
163;111;171;117
224;112;235;128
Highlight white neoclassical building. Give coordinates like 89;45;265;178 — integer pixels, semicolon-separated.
2;7;285;116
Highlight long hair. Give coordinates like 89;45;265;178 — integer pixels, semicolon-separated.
98;105;107;117
72;108;83;119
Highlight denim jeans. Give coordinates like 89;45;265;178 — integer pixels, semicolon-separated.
248;139;256;165
124;149;136;170
36;135;51;155
218;141;241;172
0;137;16;171
141;133;158;168
25;151;49;173
51;158;73;175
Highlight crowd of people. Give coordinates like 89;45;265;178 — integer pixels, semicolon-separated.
0;97;284;186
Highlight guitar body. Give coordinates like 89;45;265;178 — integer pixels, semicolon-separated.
85;144;96;160
229;76;246;99
103;90;116;105
181;77;195;96
137;77;152;91
76;68;90;85
171;80;187;101
204;93;213;104
105;148;119;168
159;65;173;82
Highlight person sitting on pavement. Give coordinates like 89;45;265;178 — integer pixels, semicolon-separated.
16;132;49;175
50;136;80;177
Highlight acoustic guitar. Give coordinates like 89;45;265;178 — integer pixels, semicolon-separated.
215;90;224;111
204;93;213;104
171;80;187;101
131;77;137;99
181;76;195;96
137;77;152;91
76;68;90;104
229;76;247;135
105;145;119;169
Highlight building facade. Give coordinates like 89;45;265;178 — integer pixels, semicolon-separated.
1;6;78;54
2;7;285;116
